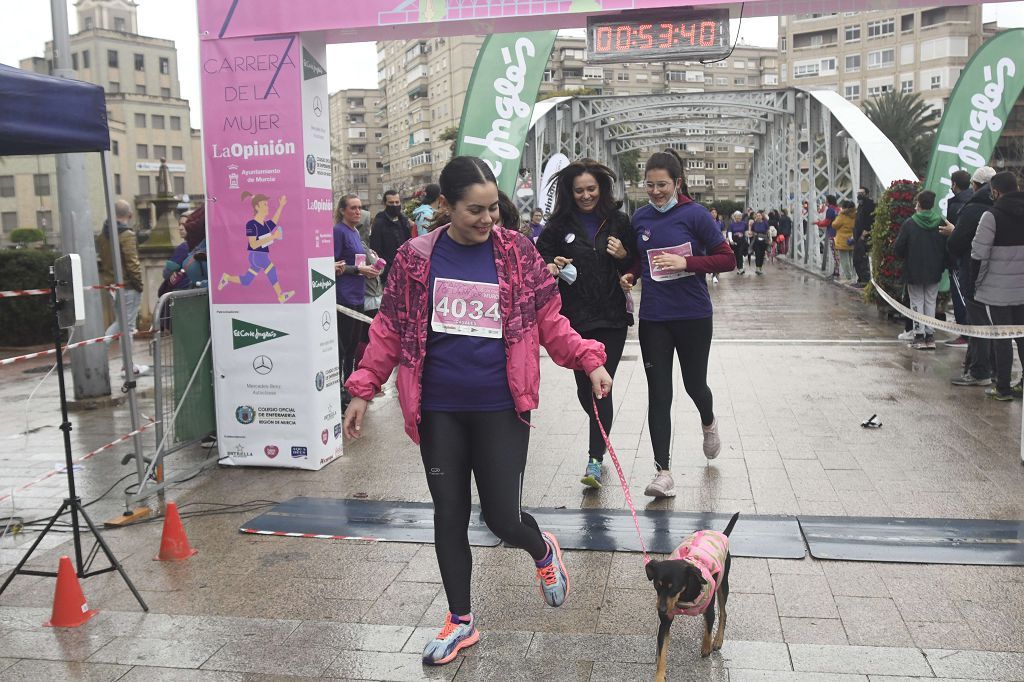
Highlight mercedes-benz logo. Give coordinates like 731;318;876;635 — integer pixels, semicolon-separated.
252;355;273;375
313;96;323;117
321;311;332;331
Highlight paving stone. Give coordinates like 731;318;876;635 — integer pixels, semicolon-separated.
589;661;729;682
716;640;793;671
821;562;884;598
789;644;932;676
835;596;913;647
884;577;961;624
731;672;868;682
773;574;839;618
781;617;849;645
285;622;412;652
118;668;246;681
726;593;783;642
83;611;301;644
201;641;340;677
730;557;774;594
454;657;591;681
906;621;983;651
325;650;456;681
0;659;130;681
924;649;1024;681
86;636;224;668
769;558;824;576
0;630;113;662
0;659;16;674
526;632;652;663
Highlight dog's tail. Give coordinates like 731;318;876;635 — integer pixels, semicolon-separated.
722;511;740;537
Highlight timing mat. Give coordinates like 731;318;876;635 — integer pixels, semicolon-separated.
240;497;804;558
800;515;1024;566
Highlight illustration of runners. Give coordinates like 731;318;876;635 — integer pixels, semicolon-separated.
218;191;295;303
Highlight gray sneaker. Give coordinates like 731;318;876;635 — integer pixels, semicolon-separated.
644;470;676;498
702;419;721;460
951;373;992;386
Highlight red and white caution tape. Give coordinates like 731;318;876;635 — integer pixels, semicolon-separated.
0;419;159;504
872;280;1024;340
0;284;124;299
239;528;380;541
0;333;128;367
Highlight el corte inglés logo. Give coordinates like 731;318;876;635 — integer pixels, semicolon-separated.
311;269;335;302
232;318;289;350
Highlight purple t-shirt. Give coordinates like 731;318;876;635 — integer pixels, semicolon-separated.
752;221;769;234
333;223;365;307
246;219;275;253
632;202;725;322
728;220;746;235
576;209;601;244
530;222;544;242
421;231;514;412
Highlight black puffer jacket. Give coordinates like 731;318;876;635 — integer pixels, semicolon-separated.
948;184;993;292
536;210;636;332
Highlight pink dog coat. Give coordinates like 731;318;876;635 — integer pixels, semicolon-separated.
670;530;729;616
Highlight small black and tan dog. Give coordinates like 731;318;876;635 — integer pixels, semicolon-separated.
645;512;740;681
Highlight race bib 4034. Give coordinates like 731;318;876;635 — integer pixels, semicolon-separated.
431;277;502;338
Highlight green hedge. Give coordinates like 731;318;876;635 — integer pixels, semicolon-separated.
0;249;60;346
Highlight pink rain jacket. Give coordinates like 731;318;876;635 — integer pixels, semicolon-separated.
670;530;729;616
345;225;607;444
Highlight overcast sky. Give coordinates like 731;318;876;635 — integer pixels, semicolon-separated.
2;1;1022;129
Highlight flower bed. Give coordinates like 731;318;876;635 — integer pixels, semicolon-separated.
865;179;919;305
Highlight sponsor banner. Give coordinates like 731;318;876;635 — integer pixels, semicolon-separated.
200;32;341;471
201;0;777;43
211;302;341;469
201;34;335;306
455;31;558;194
300;38;332;191
923;28;1024;215
539;153;569;216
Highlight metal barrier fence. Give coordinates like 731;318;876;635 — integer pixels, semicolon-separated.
128;287;216;504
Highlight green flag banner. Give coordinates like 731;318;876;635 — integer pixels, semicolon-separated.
455;31;558;194
924;28;1024;215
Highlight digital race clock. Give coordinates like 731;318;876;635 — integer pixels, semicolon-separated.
586;8;731;64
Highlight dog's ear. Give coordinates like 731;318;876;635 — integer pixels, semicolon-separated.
645;560;658;581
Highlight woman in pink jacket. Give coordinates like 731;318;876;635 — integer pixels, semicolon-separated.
343;156;612;667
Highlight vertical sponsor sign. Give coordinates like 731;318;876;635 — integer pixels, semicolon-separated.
923;28;1024;216
538;153;570;216
455;31;559;194
201;33;342;469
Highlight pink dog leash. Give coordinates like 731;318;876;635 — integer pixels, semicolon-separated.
592;395;650;564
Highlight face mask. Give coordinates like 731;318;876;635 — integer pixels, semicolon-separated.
650;196;678;213
558;263;578;285
385;205;402;218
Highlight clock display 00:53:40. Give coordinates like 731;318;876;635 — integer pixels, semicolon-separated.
592;21;724;53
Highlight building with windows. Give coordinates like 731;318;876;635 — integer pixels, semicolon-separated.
328;89;385;206
779;6;994;114
2;0;203;244
372;35;779;205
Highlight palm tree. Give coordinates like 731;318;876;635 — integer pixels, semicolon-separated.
861;91;939;178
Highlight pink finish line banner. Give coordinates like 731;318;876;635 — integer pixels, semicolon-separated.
198;0;970;41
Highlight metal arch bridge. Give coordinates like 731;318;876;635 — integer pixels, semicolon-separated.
520;88;916;275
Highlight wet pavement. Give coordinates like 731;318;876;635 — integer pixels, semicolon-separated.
1;258;1023;681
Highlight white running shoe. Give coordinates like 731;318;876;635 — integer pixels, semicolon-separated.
897;329;915;341
702;419;721;460
644;470;676;498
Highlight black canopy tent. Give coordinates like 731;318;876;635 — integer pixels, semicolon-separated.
0;64;147;488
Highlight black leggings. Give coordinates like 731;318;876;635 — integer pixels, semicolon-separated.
419;409;547;615
337;305;364;382
752;236;768;267
573;327;628;460
639;317;715;471
731;235;747;270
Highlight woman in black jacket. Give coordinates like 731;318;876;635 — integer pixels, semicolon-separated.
536;159;636;490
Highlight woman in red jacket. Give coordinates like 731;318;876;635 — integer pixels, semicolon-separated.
343;156;612;667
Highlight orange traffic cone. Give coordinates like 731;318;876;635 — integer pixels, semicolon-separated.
44;555;97;627
154;501;198;561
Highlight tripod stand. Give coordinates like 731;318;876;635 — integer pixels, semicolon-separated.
0;267;147;611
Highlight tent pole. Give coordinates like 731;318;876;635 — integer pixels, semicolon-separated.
101;151;148;493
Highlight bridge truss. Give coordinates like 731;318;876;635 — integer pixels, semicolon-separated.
521;88;914;276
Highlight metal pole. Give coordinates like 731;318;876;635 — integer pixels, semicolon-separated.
50;0;111;399
101;152;147;490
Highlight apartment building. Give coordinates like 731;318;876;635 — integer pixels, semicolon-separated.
372;35;779;205
779;6;993;113
2;0;203;244
328;89;386;206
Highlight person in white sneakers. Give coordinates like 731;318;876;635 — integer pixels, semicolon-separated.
620;150;734;498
